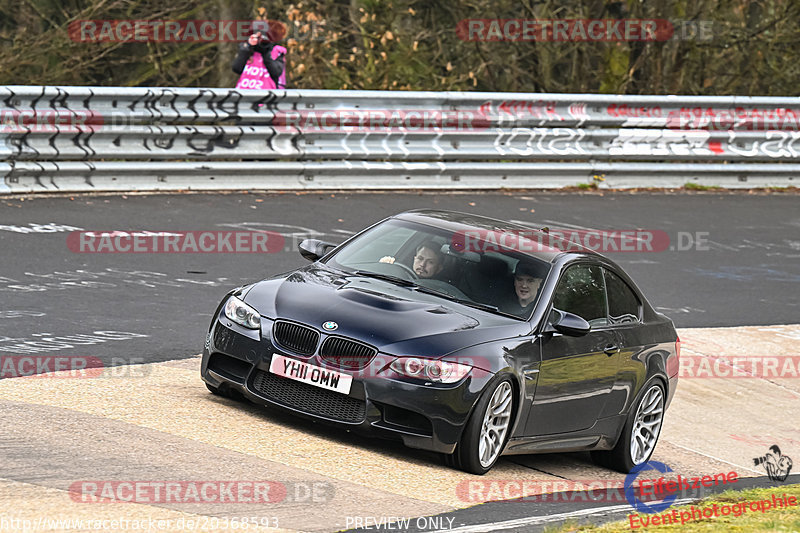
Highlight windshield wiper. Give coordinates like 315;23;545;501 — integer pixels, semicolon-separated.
456;299;521;319
353;270;417;287
411;286;509;314
352;272;520;318
454;300;501;312
411;284;458;300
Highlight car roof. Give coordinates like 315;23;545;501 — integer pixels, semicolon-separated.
393;209;602;263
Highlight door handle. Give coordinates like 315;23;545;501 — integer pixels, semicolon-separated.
604;344;620;356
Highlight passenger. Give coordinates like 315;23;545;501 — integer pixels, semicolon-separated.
502;262;544;317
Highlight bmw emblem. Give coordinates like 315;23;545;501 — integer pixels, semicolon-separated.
322;321;338;331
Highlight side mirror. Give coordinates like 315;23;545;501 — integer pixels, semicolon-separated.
545;309;591;337
298;239;337;262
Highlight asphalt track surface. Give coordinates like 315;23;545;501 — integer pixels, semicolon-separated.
341;473;800;533
0;191;799;533
0;191;798;369
1;324;797;533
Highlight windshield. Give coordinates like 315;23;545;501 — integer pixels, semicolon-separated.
325;219;552;319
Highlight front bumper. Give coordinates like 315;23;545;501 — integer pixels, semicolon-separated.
201;319;492;454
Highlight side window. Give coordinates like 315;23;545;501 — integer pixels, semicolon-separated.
604;269;641;324
552;264;608;326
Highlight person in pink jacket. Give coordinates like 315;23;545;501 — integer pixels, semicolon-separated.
232;22;287;90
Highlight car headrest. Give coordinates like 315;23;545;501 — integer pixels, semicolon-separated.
441;243;480;263
478;255;510;276
513;260;549;279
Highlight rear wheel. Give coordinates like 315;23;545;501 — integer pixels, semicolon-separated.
445;377;514;475
592;381;665;473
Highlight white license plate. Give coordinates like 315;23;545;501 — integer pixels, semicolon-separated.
269;354;352;395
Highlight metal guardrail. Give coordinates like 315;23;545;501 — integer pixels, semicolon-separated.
2;86;800;192
2;161;798;193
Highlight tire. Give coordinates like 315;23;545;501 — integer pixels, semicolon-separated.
446;377;515;475
592;381;665;473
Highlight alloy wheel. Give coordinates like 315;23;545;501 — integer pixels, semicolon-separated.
478;381;513;468
630;385;664;464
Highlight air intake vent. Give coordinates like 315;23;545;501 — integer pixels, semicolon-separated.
252;370;365;423
272;321;319;356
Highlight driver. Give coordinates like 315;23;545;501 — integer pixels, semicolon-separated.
380;241;445;279
412;241;445;278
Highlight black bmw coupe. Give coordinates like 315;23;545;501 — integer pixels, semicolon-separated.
201;210;679;474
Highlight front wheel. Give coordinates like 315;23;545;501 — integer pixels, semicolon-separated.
592;381;665;473
446;377;514;475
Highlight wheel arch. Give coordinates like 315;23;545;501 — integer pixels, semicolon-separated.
454;369;521;453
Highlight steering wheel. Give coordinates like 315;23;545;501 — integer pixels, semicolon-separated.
371;260;418;280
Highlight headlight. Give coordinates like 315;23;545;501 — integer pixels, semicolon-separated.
389;357;472;384
224;296;261;330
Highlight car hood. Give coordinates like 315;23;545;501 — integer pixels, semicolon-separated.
243;264;530;358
